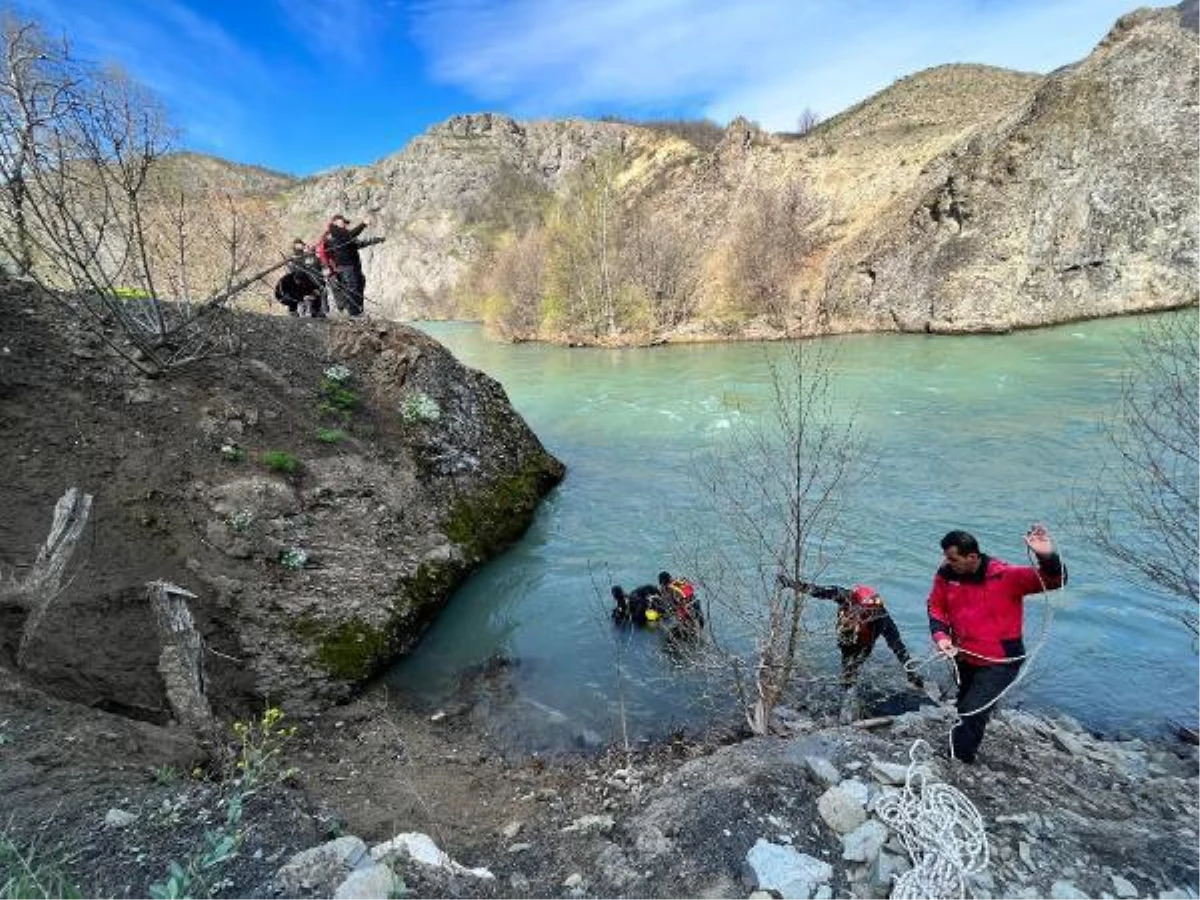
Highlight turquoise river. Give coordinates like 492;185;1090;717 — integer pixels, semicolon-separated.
385;315;1199;753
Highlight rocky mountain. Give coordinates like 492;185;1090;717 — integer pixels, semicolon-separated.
245;1;1197;336
820;1;1200;333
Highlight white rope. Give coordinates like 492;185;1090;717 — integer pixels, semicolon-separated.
874;739;989;900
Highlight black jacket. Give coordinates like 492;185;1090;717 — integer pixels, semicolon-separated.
275;269;321;305
323;222;367;270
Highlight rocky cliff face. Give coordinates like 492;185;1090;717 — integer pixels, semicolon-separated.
821;1;1199;333
0;283;564;714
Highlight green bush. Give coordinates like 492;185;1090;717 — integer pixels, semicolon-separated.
316;428;347;444
260;451;299;474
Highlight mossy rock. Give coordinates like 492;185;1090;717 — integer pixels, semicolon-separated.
297;560;465;683
444;451;563;560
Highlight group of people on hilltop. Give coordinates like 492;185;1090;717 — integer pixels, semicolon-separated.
625;524;1066;764
274;214;382;319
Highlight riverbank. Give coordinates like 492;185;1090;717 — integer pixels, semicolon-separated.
3;669;1195;899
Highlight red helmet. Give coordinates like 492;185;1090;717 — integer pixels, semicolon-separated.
851;584;881;606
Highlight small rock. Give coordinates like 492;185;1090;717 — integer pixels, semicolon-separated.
103;809;138;829
563;872;584;888
333;863;397;899
805;755;841;786
746;838;833;899
1111;875;1138;898
562;813;615;834
842;819;888;863
1051;880;1089;899
501;820;522;839
869;759;911;786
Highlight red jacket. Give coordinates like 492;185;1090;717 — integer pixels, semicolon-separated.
927;554;1066;664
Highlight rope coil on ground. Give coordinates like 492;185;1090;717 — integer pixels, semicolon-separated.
873;739;989;900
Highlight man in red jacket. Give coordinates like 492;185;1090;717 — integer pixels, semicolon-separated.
928;523;1066;763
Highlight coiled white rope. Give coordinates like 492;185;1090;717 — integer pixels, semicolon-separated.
874;739;989;899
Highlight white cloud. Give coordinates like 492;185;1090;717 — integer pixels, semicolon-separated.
273;0;386;69
410;0;1140;125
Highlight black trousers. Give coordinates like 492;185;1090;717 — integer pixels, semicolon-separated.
951;659;1021;762
332;267;365;316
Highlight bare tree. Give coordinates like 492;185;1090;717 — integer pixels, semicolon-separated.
0;15;284;376
725;178;826;327
484;228;547;341
544;150;626;338
1080;312;1199;633
796;107;823;136
687;341;867;734
621;209;701;331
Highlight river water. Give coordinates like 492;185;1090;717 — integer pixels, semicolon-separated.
384;316;1198;752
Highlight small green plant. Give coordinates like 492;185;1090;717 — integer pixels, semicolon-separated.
226;508;253;534
318;366;359;420
260;451;299;474
153;765;180;786
114;285;152;300
0;831;81;899
150;708;298;900
219;443;245;463
399;391;441;424
316;427;347;444
279;547;308;571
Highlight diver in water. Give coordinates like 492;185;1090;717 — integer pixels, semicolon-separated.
611;584;664;626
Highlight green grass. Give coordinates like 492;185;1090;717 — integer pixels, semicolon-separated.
0;832;81;899
260;451;299;474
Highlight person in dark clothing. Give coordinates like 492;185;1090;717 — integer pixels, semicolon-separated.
275;239;324;317
282;238;327;317
778;575;924;692
320;215;381;317
611;585;664;626
928;524;1067;763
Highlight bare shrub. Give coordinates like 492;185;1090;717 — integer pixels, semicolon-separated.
1078;312;1199;633
484;229;547;341
796;107;823;136
686;342;867;733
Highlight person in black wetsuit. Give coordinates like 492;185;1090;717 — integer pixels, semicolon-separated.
611;584;665;626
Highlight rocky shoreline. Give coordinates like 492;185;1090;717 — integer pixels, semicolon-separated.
3;671;1195;899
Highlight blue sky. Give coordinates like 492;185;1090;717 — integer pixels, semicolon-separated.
20;0;1141;178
